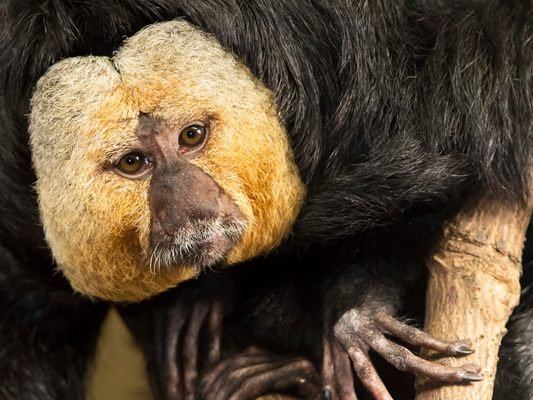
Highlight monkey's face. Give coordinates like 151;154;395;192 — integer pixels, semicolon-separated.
29;21;304;302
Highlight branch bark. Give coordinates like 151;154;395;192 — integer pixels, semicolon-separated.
415;195;533;400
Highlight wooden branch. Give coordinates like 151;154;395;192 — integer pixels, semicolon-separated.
415;195;533;400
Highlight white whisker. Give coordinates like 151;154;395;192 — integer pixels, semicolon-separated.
147;217;246;272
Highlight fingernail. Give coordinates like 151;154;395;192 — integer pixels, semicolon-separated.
323;386;333;400
461;372;483;382
456;345;475;355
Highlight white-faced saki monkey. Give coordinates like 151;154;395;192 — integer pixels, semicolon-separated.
1;1;531;400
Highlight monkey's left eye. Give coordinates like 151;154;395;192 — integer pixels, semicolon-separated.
178;124;208;152
115;152;152;178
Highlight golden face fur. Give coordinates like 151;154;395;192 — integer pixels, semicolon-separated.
29;21;305;302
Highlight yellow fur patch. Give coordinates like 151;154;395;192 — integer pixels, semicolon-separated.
30;21;304;302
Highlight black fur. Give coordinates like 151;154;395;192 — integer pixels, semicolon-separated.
1;0;531;399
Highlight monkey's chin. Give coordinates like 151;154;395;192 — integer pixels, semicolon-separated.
149;219;246;271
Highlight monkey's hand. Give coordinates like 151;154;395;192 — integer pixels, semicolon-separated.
323;310;481;400
119;284;225;400
200;346;323;400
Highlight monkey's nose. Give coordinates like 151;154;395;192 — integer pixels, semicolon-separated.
148;164;221;243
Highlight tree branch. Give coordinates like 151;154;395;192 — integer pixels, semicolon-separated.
415;195;533;399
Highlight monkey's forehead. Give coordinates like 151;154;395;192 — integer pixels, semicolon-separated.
38;19;244;83
31;19;262;122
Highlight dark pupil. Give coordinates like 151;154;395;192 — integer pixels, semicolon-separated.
125;155;139;165
187;129;199;139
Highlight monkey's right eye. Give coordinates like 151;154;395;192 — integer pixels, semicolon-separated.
114;152;152;178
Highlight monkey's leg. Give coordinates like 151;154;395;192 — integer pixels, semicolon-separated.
200;347;322;400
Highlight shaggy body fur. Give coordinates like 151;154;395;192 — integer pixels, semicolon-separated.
0;0;532;399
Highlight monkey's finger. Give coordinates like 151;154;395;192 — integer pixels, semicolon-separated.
206;299;224;365
347;345;393;400
183;301;211;400
322;337;340;400
367;334;482;383
331;339;358;400
208;358;294;400
162;305;187;399
200;351;282;396
225;358;321;400
375;313;475;356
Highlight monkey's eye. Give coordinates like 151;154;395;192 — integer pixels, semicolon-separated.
115;152;152;178
178;124;208;152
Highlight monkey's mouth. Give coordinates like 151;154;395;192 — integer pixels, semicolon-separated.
149;217;246;271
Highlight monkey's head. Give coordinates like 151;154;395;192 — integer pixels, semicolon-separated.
29;21;304;302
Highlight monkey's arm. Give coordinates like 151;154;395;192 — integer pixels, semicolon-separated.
0;246;107;400
295;137;467;244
